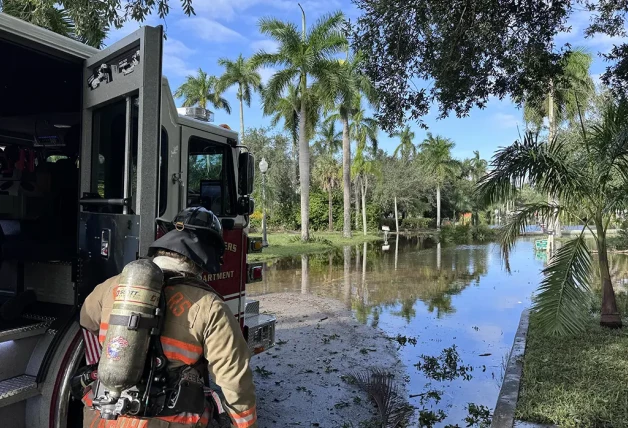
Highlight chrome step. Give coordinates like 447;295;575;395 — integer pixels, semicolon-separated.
245;299;260;316
0;375;38;408
0;321;51;344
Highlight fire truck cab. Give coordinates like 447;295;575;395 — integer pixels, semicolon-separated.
0;13;274;427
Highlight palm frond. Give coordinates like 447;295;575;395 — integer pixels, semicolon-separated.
477;131;587;207
533;232;593;336
261;68;298;114
498;202;562;271
346;368;413;427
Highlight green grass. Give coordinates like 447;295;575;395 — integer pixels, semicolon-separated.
247;232;381;262
516;313;628;427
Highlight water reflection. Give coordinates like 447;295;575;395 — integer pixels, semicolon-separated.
252;238;628;424
251;236;545;425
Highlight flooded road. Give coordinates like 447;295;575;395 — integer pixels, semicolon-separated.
248;237;546;425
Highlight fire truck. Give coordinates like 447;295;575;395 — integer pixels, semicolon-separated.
0;13;275;427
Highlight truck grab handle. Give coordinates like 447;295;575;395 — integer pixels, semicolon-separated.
80;198;131;207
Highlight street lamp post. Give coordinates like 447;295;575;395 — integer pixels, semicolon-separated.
259;157;269;247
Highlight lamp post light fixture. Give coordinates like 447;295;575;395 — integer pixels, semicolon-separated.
259;157;269;247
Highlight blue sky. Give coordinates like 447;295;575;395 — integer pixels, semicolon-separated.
105;1;624;162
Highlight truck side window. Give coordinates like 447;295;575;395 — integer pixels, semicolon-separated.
187;137;234;216
90;97;139;214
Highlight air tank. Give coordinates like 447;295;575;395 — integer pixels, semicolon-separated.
97;259;164;399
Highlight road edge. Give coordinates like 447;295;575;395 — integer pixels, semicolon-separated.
491;308;530;428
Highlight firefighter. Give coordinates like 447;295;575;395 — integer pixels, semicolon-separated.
79;207;258;428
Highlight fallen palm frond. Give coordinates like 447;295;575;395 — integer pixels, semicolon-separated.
346;368;413;428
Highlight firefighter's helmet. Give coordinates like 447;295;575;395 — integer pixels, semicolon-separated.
149;207;225;274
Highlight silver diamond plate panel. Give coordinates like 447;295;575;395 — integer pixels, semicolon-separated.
23;314;57;322
244;300;259;316
0;322;50;344
0;375;36;401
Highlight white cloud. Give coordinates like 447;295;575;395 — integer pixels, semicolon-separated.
259;67;277;85
493;113;520;129
162;38;196;77
164;38;195;58
186;0;340;22
582;33;624;53
179;18;245;43
250;39;279;53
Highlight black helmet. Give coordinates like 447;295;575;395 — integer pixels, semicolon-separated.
148;207;225;274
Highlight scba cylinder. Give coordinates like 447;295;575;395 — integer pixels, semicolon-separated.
97;259;164;399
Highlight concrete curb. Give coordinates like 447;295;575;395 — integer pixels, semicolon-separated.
491;309;530;428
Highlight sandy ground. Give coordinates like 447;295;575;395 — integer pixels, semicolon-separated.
250;292;406;428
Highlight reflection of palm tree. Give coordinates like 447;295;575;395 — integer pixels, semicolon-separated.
301;254;309;294
391;299;417;323
343;246;351;308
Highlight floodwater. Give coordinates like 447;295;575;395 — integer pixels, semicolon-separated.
248;236;625;426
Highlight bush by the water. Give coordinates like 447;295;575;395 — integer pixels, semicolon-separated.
440;224;497;244
401;217;435;230
606;219;628;251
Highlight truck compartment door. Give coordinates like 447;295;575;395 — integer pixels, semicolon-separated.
78;26;163;303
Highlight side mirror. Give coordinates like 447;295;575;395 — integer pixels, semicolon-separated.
238;152;255;196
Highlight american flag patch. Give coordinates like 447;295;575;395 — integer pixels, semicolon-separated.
82;328;101;365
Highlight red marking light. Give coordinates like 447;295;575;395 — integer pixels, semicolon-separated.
247;263;263;283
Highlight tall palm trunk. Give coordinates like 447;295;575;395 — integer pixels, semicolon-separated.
354;181;360;230
596;217;622;328
361;178;367;236
342;115;352;238
328;189;333;231
292;141;298;188
394;195;399;233
548;80;562;238
299;90;310;241
238;83;245;143
436;184;441;230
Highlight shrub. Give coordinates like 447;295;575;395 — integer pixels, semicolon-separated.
440;224;498;244
401;217;434;230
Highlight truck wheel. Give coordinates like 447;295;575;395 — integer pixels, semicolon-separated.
26;321;85;428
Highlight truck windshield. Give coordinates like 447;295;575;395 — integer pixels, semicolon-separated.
187;136;234;216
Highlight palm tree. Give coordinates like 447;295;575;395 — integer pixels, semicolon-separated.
524;49;595;138
393;125;417;159
218;54;263;142
466;151;489;226
252;9;347;241
265;83;319;187
524;49;595;237
352;149;380;236
218;54;262;141
314;120;342;156
419;133;457;230
315;155;340;231
346;106;378;231
469;151;488;182
321;52;377;239
173;68;232;114
478;99;628;334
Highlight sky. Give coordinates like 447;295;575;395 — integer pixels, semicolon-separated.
104;1;624;162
